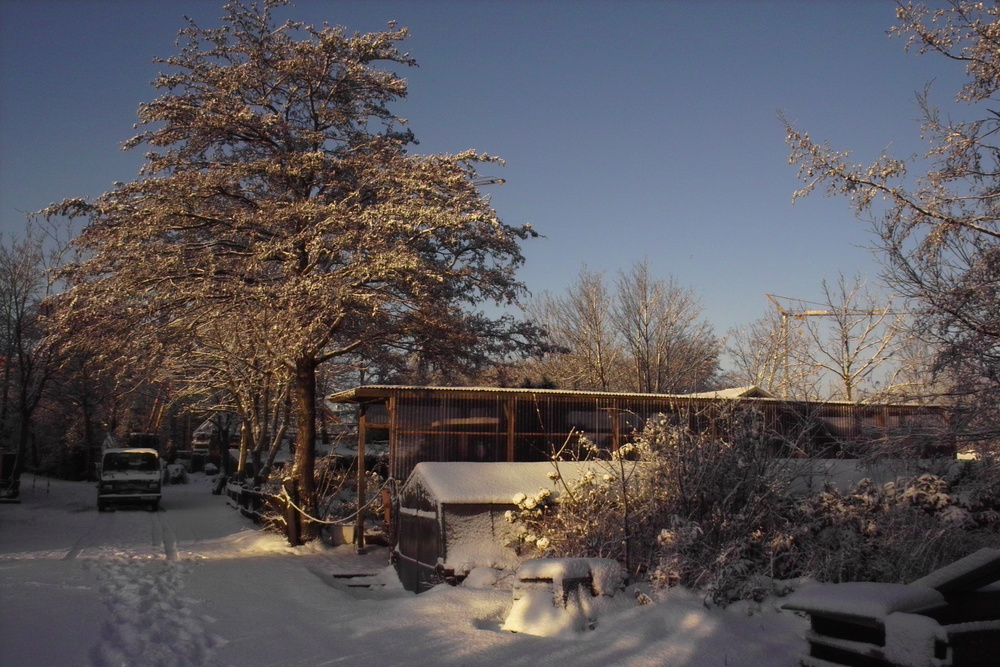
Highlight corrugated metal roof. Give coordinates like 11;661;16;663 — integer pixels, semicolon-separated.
326;384;933;409
327;384;773;403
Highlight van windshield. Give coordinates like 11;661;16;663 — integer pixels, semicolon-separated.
103;452;158;472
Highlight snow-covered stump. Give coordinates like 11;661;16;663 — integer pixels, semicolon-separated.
502;558;626;637
783;548;1000;667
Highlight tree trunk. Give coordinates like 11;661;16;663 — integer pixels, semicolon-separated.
289;354;318;543
15;370;33;474
81;396;96;480
237;422;251;482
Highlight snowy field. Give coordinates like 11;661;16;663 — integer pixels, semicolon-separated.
0;473;807;666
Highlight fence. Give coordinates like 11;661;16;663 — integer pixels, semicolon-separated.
225;481;277;523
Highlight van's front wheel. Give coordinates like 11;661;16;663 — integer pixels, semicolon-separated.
150;499;160;512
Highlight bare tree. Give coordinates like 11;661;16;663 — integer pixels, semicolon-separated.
45;349;120;477
726;307;820;398
522;261;720;393
0;229;59;481
526;267;622;390
784;1;1000;446
613;260;720;394
798;275;903;401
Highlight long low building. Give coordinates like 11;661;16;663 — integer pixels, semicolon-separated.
326;385;951;484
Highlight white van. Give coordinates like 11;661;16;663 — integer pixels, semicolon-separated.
97;448;162;511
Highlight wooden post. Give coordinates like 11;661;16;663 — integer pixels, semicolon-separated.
355;405;367;554
505;397;516;462
611;400;621;452
381;486;393;545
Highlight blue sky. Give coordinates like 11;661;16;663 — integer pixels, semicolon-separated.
0;0;969;338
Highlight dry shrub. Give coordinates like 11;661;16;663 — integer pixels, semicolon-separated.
507;406;794;603
785;468;1000;586
506;406;1000;605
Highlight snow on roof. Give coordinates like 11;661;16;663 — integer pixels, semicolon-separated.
103;448;159;455
683;386;774;399
782;582;946;620
328;384;933;408
910;548;1000;593
406;461;615;505
328;384;778;404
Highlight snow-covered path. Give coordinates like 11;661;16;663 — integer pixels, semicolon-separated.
1;475;252;666
0;474;808;667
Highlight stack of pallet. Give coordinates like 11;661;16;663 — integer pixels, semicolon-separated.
783;548;1000;667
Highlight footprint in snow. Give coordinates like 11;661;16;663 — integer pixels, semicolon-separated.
88;555;226;667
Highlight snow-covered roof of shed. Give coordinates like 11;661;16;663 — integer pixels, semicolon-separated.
405;461;615;505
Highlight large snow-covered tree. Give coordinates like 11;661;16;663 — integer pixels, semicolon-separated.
783;1;1000;447
43;0;539;540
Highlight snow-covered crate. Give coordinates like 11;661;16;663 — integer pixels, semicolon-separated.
502;558;627;636
392;461;595;593
784;548;1000;667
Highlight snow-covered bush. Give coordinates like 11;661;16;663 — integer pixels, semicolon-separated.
640;410;795;604
787;469;1000;585
502;486;558;555
505;407;1000;605
506;406;795;604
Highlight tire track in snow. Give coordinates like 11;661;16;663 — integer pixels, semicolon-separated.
64;511;116;561
88;555;225;667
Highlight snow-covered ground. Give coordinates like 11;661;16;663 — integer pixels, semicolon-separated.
0;473;808;666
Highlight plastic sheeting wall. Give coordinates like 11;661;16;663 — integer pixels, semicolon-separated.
346;388;948;484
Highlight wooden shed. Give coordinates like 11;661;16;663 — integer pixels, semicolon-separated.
328;385;950;552
327;385;950;484
392;461;597;593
